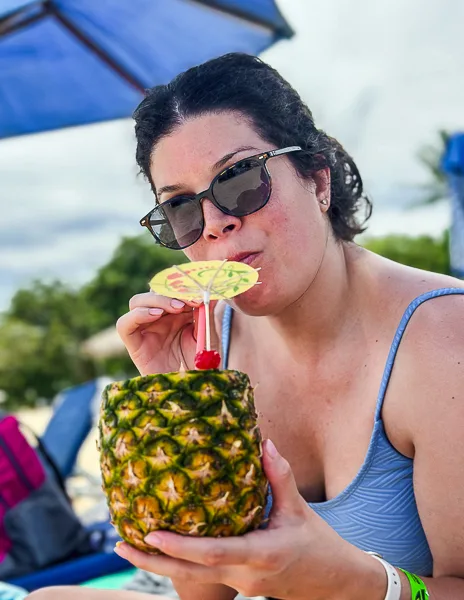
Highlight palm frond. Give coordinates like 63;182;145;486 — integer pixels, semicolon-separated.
415;130;451;205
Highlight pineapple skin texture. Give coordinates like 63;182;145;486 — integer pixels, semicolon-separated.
99;370;268;554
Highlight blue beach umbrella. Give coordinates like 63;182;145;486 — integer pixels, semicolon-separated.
442;132;464;279
0;0;293;138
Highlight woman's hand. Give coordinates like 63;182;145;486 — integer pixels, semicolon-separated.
116;292;217;375
114;440;385;600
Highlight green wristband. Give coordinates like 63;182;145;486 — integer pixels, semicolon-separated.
399;569;429;600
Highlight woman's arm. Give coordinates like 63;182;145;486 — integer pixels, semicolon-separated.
376;293;464;599
171;580;237;600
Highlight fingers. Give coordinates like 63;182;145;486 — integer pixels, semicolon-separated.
129;292;200;312
116;306;166;338
144;531;255;567
116;292;217;352
117;294;196;340
114;542;223;584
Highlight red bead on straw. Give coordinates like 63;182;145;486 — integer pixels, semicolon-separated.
195;349;221;370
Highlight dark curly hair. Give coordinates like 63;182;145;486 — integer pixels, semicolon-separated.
133;53;372;241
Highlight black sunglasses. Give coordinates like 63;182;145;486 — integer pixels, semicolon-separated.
139;146;302;250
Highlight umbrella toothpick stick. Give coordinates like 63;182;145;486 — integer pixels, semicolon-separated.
149;259;261;368
204;290;211;351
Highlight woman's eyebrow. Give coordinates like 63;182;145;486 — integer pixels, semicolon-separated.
157;145;259;198
158;183;184;197
211;145;259;171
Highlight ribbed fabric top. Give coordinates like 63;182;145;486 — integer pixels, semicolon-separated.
222;288;464;575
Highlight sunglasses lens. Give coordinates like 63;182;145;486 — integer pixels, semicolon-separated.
213;159;270;216
149;197;203;250
146;159;271;249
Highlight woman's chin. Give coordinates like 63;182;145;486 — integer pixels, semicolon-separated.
230;284;282;316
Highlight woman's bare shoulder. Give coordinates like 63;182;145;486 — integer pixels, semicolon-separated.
363;247;464;301
372;254;464;354
382;258;464;403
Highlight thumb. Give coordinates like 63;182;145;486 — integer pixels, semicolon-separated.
262;439;304;515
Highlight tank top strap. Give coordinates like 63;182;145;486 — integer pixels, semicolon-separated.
375;287;464;421
221;304;234;369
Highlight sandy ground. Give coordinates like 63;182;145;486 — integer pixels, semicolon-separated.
14;405;105;518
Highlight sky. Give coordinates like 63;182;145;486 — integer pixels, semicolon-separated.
1;0;463;310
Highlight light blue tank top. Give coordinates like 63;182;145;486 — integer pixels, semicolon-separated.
222;287;464;576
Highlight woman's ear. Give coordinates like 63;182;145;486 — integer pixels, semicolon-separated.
313;167;331;211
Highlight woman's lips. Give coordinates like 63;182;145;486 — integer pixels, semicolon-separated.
241;253;260;266
227;252;261;266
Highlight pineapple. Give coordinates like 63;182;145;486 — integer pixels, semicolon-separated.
99;369;268;553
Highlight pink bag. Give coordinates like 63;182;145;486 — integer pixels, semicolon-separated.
0;416;46;561
0;412;93;579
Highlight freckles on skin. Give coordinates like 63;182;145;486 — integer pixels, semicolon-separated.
264;187;317;261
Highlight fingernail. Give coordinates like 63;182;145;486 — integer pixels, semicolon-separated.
171;299;185;309
114;544;127;557
145;533;162;546
149;308;164;315
266;439;277;458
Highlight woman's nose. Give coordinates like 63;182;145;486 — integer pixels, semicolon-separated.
201;199;242;242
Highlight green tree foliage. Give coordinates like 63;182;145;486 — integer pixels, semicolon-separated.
9;280;101;337
415;130;450;205
362;231;450;274
0;318;43;407
0;315;95;408
1;282;99;407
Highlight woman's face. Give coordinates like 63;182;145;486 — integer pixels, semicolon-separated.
150;112;330;316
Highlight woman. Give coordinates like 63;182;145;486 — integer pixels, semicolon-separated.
32;53;464;600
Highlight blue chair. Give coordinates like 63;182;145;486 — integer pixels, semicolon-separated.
7;550;129;592
41;380;98;479
40;378;110;499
